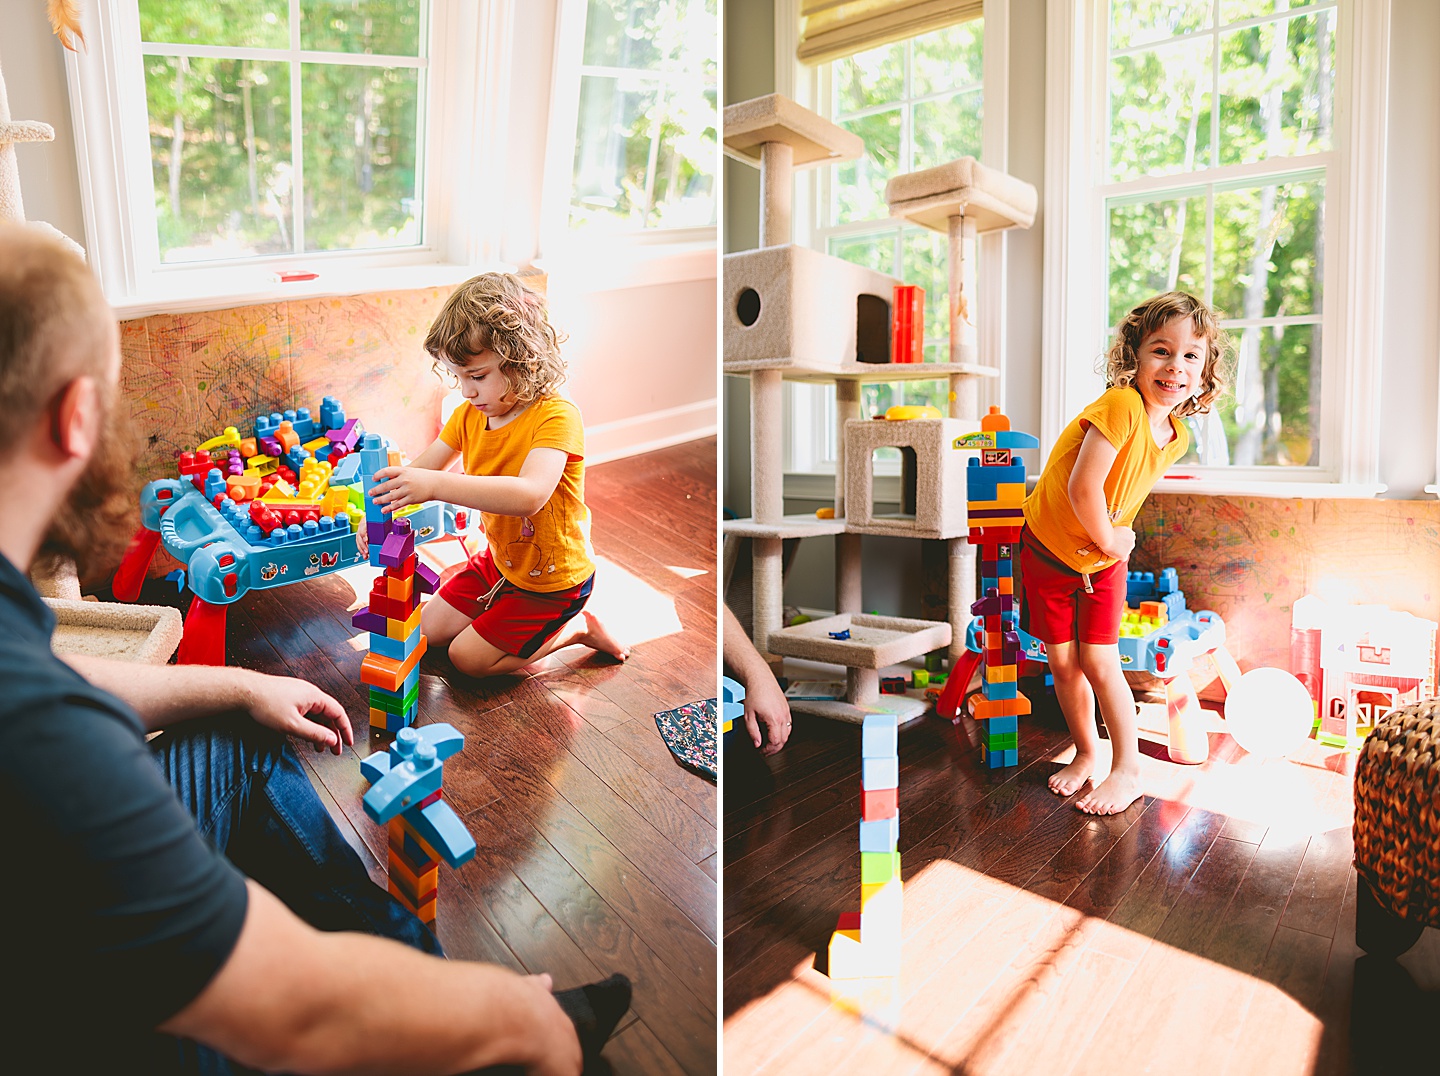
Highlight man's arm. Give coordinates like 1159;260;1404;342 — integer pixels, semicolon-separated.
60;658;352;750
723;604;791;755
370;448;568;518
162;880;582;1076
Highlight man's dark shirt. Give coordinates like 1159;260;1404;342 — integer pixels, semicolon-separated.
0;553;247;1059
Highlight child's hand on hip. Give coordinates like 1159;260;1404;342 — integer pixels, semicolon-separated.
1103;524;1136;562
369;465;432;514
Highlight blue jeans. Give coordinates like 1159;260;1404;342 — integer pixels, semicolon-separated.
145;713;443;1074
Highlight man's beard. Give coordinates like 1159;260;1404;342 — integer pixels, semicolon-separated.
35;390;142;587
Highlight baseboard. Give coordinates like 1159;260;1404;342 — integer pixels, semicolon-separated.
587;399;718;465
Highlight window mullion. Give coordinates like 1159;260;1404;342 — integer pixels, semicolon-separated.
289;0;304;255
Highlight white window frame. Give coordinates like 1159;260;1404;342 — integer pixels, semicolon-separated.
536;0;718;288
65;0;517;317
1043;0;1390;498
780;0;1010;481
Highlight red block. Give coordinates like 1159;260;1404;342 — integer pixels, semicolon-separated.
861;785;898;821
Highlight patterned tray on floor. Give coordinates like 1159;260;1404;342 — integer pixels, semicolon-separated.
654;698;718;780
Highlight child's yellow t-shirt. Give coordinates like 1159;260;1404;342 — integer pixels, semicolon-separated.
438;396;595;592
1022;386;1189;574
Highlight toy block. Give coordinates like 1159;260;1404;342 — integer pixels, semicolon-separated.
859;878;904;939
414;560;441;595
879;675;907;695
360;635;429;693
925;652;945;672
859;813;899;853
369;629;424;663
197;426;241;452
998;577;1014;595
275;421;300;452
386;604;424;641
860;850;901;886
981;448;1012;466
320;396;346;431
861;712;899;757
980;745;1019;769
987;714;1018;735
861;785;898;821
380;523;416;569
971;695;1031;720
828;927;901;980
984;680;1018;700
985;665;1017;684
386;573;415;604
352;606;389;633
385;552;418;580
226;473;261;502
982;730;1019;750
861;756;899;791
370;681;422;716
911;669;929;689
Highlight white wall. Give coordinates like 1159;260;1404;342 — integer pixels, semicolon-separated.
2;0;716;464
724;0;1440;616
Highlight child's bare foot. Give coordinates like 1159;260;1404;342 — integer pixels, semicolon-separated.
577;610;629;662
1049;752;1097;797
1074;767;1144;815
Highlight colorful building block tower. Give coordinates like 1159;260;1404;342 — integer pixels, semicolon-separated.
954;407;1040;769
361;723;476;927
721;676;743;748
353;433;442;735
828;711;903;980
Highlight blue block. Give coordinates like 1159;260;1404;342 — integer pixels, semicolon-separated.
320;395;346;431
861;712;899;758
369;629;422;661
996;560;1012;577
412;798;477;868
985;680;1018;700
994;430;1039;449
861;756;899;791
859;813;899;853
721;675;745;725
987;714;1018;735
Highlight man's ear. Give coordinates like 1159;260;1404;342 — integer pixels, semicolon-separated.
51;376;103;462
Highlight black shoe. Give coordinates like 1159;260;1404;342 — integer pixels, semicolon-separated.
552;973;633;1068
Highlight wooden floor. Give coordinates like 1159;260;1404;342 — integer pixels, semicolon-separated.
134;438;719;1074
722;692;1440;1076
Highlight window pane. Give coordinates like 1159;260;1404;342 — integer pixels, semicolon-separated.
146;57;293;262
900;227;949;347
1212;178;1323;320
582;0;665;69
650;86;718;228
300;0;423;55
140;0;288;49
833;41;904;116
913;20;983;96
1109;0;1210;49
828;233;896;276
833;110;901;224
1186;322;1320;466
301;64;421;251
1221;1;1302;24
1107;195;1207;327
1109;36;1212;182
571;74;661;230
913;89;982;171
1218;10;1335;166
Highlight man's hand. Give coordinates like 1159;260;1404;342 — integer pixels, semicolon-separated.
369;465;436;515
518;974;584;1076
238;673;353;755
743;672;792;757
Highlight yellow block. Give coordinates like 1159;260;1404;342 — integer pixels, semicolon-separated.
995;482;1027;504
197;426;241;452
303;436;330;452
386;573;414;603
388;605;423;641
985;664;1017;683
245;454;278;476
260;479;297;501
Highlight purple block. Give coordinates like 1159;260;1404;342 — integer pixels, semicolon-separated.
379;529;415;569
260;436;282;457
367;521;389;545
351;606;388;633
414;560;440;595
327;418;360;451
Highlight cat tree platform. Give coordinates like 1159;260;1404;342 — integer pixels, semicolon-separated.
723;93;863;167
884;157;1039;234
46;598;184;665
723;515;850;540
766;612;951;725
722;357;999;383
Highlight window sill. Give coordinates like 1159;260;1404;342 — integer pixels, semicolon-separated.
1150;478;1387;499
110;261;510;321
535;231;717;293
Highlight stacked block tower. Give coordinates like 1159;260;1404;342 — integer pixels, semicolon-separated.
361;724;477;928
954;407;1040;769
828;712;903;980
721;676;743;748
353;433;442;735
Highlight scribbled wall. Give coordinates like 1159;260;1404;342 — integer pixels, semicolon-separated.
1133;495;1440;671
118;288;463;485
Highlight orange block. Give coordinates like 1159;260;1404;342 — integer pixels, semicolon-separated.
386;573;414;603
972;694;1032;720
226;473;261;502
998;577;1014;595
238;437;258;459
276;421;299;452
360;635;428;692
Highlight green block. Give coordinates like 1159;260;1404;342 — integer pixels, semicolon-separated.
860;850;901;885
369;682;421;714
925;652;945;672
983;731;1018;750
911;669;930;689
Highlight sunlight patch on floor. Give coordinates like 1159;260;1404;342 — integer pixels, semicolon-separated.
1045;732;1353;837
664;563;710;580
726;855;1327;1075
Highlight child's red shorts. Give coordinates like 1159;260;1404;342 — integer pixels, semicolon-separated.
1019;526;1127;646
436;546;595;659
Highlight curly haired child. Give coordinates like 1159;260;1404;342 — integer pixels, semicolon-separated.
365;273;628;677
1021;291;1227;815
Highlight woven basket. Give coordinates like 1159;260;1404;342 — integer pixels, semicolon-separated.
1353;698;1440;927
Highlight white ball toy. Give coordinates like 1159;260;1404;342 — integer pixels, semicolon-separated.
1224;667;1314;758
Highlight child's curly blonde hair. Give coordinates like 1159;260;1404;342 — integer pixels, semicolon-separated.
1104;291;1228;418
424;273;567;403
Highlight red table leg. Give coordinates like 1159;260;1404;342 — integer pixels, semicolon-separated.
177;596;228;666
112;527;161;602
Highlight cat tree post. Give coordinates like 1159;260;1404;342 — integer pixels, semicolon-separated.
759;141;793;249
